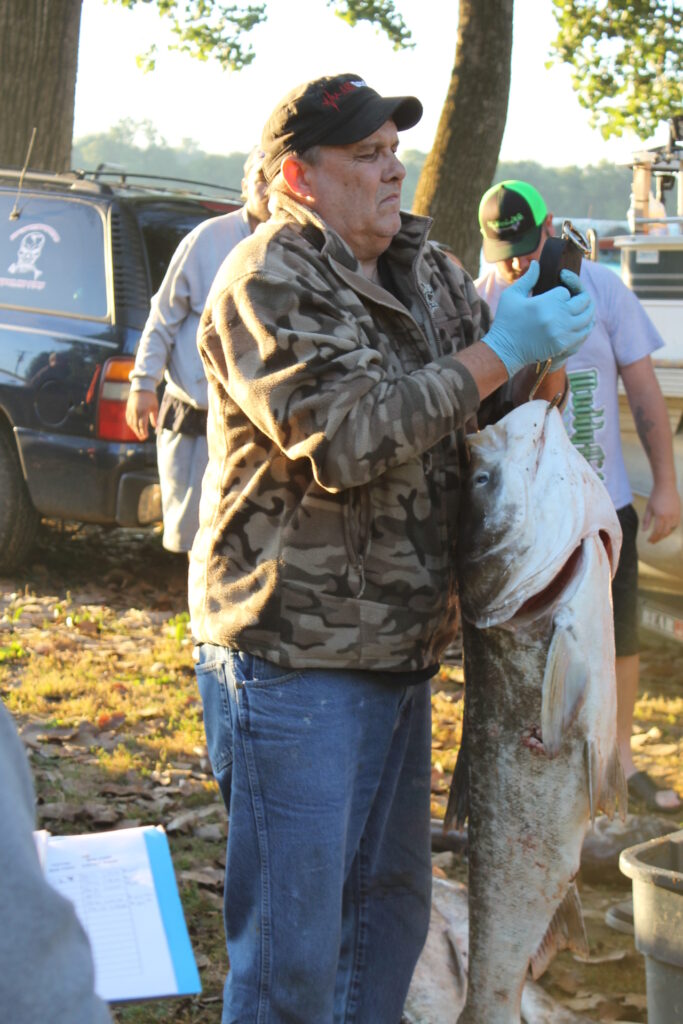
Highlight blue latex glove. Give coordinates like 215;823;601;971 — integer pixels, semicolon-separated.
545;268;590;371
483;262;595;378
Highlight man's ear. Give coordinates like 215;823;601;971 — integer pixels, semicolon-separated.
281;155;314;202
544;212;554;234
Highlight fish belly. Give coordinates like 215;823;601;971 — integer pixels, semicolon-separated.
458;537;620;1023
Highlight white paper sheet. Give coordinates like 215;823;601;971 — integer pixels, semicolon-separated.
43;827;179;1001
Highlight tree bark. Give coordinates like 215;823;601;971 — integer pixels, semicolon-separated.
0;0;82;171
411;0;514;278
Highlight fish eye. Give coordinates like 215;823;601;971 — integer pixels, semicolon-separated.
473;471;490;486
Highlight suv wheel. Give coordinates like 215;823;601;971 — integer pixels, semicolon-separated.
0;428;40;574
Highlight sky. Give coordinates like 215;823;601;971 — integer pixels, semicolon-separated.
73;0;668;167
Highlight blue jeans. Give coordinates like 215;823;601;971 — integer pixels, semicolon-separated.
195;645;433;1024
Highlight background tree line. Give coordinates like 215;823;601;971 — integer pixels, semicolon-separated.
4;1;681;275
73;120;634;223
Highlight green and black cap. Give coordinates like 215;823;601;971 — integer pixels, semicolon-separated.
478;180;548;262
260;73;423;183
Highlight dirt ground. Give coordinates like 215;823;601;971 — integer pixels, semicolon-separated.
1;521;681;1023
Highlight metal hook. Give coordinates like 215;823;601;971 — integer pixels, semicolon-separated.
529;357;552;401
561;219;592;257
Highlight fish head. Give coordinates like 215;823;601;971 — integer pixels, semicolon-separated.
458;400;622;627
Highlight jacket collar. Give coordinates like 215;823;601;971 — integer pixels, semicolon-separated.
269;192;435;314
270;191;433;274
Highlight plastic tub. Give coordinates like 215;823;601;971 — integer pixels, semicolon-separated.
619;828;683;1023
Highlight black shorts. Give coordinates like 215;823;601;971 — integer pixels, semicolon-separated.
612;504;640;657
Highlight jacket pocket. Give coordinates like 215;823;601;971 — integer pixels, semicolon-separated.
342;484;371;598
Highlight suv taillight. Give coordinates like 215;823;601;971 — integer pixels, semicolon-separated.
95;357;138;442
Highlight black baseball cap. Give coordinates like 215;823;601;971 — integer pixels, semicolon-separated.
260;73;423;183
478;180;548;262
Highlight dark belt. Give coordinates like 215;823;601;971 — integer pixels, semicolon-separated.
156;389;207;436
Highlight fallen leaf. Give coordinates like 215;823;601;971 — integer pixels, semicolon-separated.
179;867;224;889
82;802;120;825
195;823;224;842
564;994;607;1010
167;809;199;833
38;802;79;822
621;993;648;1010
551;966;581;994
74;619;99;636
573;949;627;964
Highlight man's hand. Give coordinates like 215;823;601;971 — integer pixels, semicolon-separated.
125;390;158;440
642;481;681;544
483;262;595;378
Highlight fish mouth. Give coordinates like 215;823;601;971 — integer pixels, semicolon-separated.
513;530;613;623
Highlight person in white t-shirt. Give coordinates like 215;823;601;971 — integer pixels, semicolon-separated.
475;179;681;815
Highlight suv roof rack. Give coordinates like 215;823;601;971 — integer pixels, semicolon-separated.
81;166;242;200
0;166;242;201
0;167;115;195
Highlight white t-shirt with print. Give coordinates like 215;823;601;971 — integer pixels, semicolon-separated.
475;258;664;510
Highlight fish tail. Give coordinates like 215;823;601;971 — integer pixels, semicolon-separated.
530;882;588;980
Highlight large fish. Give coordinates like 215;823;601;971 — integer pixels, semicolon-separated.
444;399;627;1024
403;877;593;1024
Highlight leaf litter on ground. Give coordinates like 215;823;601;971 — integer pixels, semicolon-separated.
1;521;681;1022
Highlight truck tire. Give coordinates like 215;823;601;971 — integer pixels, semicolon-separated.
0;428;40;574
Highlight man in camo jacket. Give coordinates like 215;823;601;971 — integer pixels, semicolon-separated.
189;73;596;1023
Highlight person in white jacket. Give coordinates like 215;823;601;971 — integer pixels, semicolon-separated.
126;149;269;552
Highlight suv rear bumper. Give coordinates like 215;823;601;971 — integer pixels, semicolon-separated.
15;427;161;527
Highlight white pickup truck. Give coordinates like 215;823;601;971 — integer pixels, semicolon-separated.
612;131;683;643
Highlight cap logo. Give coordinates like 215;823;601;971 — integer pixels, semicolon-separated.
321;79;367;112
488;213;524;234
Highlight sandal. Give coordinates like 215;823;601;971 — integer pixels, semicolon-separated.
627;770;682;814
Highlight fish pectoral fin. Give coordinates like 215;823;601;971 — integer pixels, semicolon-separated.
541;621;588;758
586;740;628;824
530;882;589;981
444;717;470;832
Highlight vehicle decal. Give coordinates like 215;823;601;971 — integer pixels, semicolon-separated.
3;222;61;291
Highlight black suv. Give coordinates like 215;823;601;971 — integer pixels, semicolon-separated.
0;168;240;573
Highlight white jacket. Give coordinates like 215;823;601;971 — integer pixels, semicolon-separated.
129;205;252;409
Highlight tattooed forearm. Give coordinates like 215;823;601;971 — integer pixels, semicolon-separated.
634;404;655;457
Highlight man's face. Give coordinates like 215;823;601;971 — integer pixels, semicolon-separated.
243;157;270;224
497;220;551;284
303;120;406;262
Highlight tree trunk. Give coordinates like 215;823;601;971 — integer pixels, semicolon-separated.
411;0;514;278
0;0;82;171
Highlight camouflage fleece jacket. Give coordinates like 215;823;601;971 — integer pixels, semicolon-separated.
188;192;491;671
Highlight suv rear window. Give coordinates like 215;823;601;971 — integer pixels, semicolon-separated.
0;193;108;319
136;199;240;292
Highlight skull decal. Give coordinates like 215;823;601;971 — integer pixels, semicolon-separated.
9;231;46;279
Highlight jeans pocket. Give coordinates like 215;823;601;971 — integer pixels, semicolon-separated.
196;659;233;783
232;650;300;688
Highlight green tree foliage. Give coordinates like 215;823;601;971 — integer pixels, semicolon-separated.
549;1;683;140
115;0;412;72
0;0;414;171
